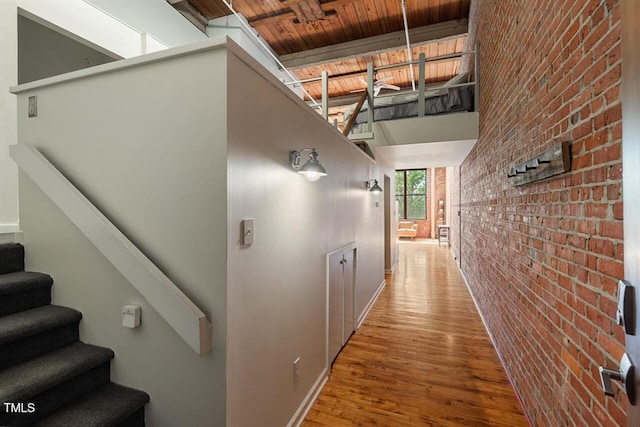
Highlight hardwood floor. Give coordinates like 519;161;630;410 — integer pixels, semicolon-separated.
303;241;529;427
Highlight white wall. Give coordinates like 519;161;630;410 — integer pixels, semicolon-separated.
226;47;390;426
0;0;19;232
14;43;230;427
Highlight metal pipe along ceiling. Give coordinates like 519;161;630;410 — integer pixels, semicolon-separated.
401;0;416;91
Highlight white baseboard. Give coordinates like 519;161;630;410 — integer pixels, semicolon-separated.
288;368;329;427
357;279;386;328
0;224;20;234
0;231;23;244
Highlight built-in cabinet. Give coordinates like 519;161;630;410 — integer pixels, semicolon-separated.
328;244;356;365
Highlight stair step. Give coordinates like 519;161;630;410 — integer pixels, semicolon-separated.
0;342;114;426
0;305;82;369
0;271;53;316
36;383;150;427
0;243;24;275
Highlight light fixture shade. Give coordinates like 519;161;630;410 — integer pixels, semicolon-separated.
295;149;327;181
369;179;383;194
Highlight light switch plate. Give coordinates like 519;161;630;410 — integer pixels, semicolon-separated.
28;96;37;117
242;219;254;245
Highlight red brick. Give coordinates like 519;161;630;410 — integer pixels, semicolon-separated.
607;42;621;67
609;163;622;180
586;304;614;334
593;64;621;97
612;201;623;220
597;258;624;279
584;203;608;218
584;167;608;184
597;332;625;361
591;185;604;201
584;128;608;151
593;143;621;165
574;314;596;339
588;238;615;257
601;221;623;239
582;57;608;86
584;16;611;53
604;85;620;106
577;219;596;234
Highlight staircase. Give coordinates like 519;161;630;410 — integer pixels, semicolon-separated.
0;243;150;426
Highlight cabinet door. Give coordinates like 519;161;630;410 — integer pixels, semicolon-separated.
328;251;344;364
342;249;355;345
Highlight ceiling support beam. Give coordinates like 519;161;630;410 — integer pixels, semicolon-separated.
169;0;208;34
290;0;327;23
248;0;364;27
280;18;467;69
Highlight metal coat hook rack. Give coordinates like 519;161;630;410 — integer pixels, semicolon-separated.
507;141;571;185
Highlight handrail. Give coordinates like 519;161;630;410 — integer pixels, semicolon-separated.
9;143;213;355
342;91;369;136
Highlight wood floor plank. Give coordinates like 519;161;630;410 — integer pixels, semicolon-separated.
303;241;528;427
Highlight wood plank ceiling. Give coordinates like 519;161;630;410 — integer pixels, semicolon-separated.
173;0;471;121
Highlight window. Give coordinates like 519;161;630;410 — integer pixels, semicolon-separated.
395;169;427;219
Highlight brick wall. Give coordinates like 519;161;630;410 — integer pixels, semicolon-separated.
458;1;623;426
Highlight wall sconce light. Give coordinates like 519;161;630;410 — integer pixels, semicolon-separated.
365;179;383;194
289;148;328;181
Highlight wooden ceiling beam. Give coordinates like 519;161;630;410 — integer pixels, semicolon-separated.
170;0;208;33
248;0;364;26
280;19;468;69
290;0;327;23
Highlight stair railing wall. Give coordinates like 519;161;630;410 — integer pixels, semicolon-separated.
9;143;213;355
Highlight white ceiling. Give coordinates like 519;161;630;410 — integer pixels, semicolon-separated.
349;111;478;169
376;139;477;169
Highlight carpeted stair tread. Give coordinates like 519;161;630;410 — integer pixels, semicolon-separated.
0;342;114;403
0;271;54;317
0;305;82;345
36;383;150;427
0;243;24;275
0;271;53;296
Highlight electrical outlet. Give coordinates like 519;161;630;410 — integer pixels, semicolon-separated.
293;357;301;378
